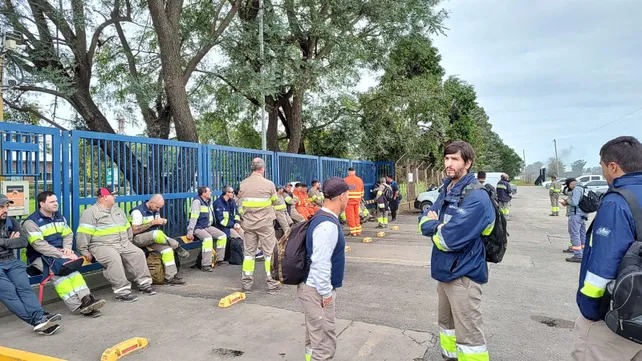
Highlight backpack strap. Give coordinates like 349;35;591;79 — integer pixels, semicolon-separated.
605;188;642;241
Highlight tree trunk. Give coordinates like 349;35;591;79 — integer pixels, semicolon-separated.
147;0;199;143
286;88;304;153
266;97;280;151
70;92;116;134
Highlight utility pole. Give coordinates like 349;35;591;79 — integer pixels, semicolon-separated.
258;0;267;151
522;149;526;180
117;115;125;135
553;139;560;177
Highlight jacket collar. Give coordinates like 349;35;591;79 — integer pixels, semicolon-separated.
613;171;642;187
442;172;477;196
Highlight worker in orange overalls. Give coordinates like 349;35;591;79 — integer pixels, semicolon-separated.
294;183;314;219
344;167;364;236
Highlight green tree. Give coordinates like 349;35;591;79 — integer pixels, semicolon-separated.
215;0;447;153
571;159;587;176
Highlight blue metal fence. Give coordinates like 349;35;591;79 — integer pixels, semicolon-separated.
0;123;392;239
277;152;320;187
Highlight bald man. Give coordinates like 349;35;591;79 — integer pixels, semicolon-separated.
131;195;189;285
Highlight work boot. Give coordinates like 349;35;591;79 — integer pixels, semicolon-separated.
176;247;190;259
202;266;214;272
267;283;283;295
115;293;138;303
164;277;186;286
566;255;583;263
255;251;265;261
79;295;106;315
140;287;157;295
562;247;574;254
375;224;384;229
83;310;102;318
216;261;229;266
549;213;556;216
241;287;252;295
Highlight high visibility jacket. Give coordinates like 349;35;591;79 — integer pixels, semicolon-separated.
283;191;296;214
23;210;74;263
188;197;213;232
130;202;161;235
496;179;512;202
76;204;133;253
238;172;279;230
549;181;562;196
345;174;364;204
308;188;324;207
273;193;288;213
214;195;240;238
419;173;495;284
577;172;642;321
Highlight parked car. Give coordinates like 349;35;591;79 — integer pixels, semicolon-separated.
581;180;609;195
541;177;566;189
577;174;605;185
413;177;517;213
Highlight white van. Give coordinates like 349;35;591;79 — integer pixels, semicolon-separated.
576;174;605;185
413;172;515;213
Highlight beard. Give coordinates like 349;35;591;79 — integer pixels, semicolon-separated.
446;168;467;181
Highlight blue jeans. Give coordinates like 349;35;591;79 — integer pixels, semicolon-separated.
0;258;46;326
568;215;587;257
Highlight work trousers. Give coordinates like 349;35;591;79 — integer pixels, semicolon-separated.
241;224;279;291
89;242;152;296
32;257;90;312
345;202;361;236
550;193;560;214
298;283;337;361
568;214;587;257
498;201;510;218
437;277;489;361
389;199;399;220
376;201;389;227
133;231;180;281
194;226;227;266
572;316;642;361
275;210;292;234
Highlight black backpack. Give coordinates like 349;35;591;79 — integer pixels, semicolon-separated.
271;217;313;285
577;185;601;213
462;182;509;263
603;188;642;344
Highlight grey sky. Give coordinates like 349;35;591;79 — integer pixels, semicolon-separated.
431;0;642;169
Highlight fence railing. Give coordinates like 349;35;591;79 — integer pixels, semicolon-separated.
0;123;393;238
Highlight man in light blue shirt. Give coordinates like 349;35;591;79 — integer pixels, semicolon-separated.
560;178;587;263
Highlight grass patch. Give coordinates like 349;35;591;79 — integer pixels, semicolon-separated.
511;179;534;186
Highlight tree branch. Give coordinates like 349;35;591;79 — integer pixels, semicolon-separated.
182;0;240;84
88;2;132;67
195;69;260;107
3;98;69;130
15;85;67;99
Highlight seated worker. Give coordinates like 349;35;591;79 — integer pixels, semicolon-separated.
0;194;63;335
214;185;244;241
307;180;323;213
274;185;293;234
131;194;189;286
23;191;106;318
294;183;314;219
284;183;305;223
186;186;228;271
77;187;156;303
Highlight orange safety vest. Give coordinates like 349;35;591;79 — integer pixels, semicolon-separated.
344;174;364;204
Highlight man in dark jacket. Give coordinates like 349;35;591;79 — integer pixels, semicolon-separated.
0;194;62;335
496;173;513;220
419;141;495;361
571;136;642;360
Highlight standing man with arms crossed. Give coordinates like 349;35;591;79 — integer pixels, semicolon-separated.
418;141;495;361
572;136;642;361
344;168;364;236
299;177;348;361
238;158;281;294
385;175;400;222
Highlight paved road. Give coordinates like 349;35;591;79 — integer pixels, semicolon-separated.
1;186;581;360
